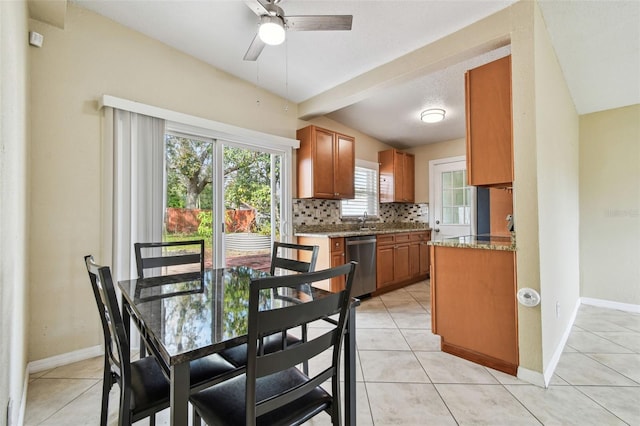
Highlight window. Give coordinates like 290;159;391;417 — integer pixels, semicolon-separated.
341;160;379;218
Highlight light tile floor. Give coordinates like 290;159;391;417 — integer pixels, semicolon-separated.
25;280;640;425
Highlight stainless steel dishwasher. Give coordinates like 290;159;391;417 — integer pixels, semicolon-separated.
345;235;377;297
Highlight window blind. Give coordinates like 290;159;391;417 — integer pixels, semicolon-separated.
341;166;379;217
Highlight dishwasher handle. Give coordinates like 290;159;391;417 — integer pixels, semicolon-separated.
346;238;377;246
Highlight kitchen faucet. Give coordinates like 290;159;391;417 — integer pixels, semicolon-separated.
360;211;368;229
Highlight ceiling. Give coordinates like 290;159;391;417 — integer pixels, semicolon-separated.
71;0;639;149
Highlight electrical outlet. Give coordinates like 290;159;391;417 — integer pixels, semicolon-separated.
556;302;560;318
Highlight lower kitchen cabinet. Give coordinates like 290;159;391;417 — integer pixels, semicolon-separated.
376;230;431;291
297;236;345;292
430;245;518;375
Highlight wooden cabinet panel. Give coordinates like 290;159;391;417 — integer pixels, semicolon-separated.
431;245;518;375
313;128;336;199
376;245;395;288
409;241;421;277
379;149;415;203
419;241;430;276
297;125;355;199
335;134;355;199
465;55;513;187
329;237;345;291
394;244;410;282
297;236;345;292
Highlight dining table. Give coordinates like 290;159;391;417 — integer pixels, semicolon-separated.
118;266;358;426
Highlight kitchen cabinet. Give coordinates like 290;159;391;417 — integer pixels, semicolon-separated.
379;149;415;203
297;125;355;199
376;231;430;291
430;245;518;375
296;236;345;292
465;55;513;187
410;232;431;277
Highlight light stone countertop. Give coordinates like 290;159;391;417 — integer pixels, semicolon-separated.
428;234;516;251
294;222;431;238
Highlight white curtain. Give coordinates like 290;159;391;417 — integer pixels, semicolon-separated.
111;109;165;283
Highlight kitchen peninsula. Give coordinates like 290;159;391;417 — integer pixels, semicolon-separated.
429;235;518;375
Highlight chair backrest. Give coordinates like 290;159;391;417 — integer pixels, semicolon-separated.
84;255;132;390
134;240;205;278
269;241;319;275
245;261;357;421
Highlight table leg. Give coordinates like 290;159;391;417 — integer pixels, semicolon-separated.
170;361;190;426
344;304;356;426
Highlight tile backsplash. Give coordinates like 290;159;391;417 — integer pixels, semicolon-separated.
293;199;429;227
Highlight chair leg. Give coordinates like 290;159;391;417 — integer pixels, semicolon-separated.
139;335;146;358
99;361;112;426
149;414;156;426
192;406;202;426
302;324;309;375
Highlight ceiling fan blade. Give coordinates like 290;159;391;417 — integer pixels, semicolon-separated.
244;0;270;16
284;15;353;31
243;33;266;61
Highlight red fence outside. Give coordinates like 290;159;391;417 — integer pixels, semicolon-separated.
165;208;256;234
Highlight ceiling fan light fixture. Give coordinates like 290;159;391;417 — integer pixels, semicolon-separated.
259;16;285;45
420;108;446;123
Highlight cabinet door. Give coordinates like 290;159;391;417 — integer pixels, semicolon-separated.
419;242;430;276
394;244;411;282
465;55;513;186
409;241;421;277
334;133;355;199
312;127;336;198
403;153;415;203
376;245;395;288
329;238;345;291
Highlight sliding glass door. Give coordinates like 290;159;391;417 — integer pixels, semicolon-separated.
220;144;281;271
163;132;286;271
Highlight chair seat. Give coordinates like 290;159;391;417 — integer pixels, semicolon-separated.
129;354;236;416
129;357;170;415
190;368;332;426
219;333;302;367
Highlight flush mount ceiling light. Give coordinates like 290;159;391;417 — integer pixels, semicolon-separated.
258;15;286;45
420;108;446;123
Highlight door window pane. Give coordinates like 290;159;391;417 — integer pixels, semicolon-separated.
441;170;471;226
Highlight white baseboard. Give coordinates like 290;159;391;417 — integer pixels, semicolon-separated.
516;367;545;387
581;297;640;313
541;297;581;387
28;344;103;374
517;297;581;389
17;367;29;426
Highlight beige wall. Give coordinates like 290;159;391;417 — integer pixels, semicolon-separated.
27;4;301;361
532;4;581;373
406;138;466;203
1;0;30;423
580;105;640;304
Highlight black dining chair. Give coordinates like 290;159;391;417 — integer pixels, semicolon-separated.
219;242;319;372
134;239;205;357
269;241;319;276
134;239;205;278
190;261;357;426
84;255;237;426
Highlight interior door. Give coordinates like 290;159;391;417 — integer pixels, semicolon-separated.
431;158;475;240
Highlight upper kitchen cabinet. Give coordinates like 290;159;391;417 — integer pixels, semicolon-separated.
465;55;513;187
379;149;415;203
296;125;355;199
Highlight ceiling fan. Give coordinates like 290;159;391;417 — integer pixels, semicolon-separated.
243;0;353;61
